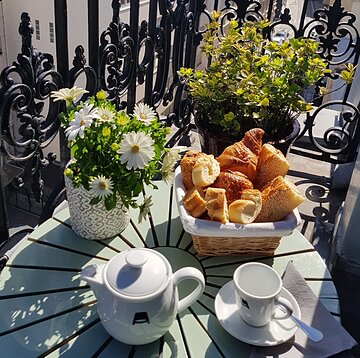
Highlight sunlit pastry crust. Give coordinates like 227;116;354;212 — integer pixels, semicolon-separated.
254;143;290;189
212;170;253;204
180;150;207;190
192;155;220;187
228;189;262;224
255;176;305;222
205;187;229;224
183;186;207;218
216;128;264;181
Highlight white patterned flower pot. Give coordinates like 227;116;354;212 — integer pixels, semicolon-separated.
65;177;130;240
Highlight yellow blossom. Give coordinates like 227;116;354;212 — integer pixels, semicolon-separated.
102;127;111;137
96;90;107;100
116;112;130;126
64;168;73;177
111;143;119;151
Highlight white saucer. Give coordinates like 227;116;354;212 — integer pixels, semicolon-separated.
215;281;301;346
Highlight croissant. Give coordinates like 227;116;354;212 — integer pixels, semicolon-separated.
255;176;305;222
254;144;290;189
216;128;265;181
212;170;253;204
180;150;207;190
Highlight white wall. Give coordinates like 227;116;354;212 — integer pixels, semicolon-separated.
2;0;55;68
335;149;360;266
0;1;7;69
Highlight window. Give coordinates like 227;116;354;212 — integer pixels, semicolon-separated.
49;22;54;43
35;20;40;40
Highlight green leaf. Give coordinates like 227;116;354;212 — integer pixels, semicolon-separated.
90;196;102;205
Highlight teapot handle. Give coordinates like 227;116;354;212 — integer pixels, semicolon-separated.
173;267;205;313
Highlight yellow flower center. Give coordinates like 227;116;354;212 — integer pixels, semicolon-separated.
101;114;109;120
140;113;146;120
80;119;85;126
131;144;140;153
98;182;107;190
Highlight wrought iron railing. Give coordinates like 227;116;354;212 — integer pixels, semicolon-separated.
0;0;359;243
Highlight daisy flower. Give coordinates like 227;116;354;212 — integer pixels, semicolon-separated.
161;147;186;184
90;175;114;200
64;103;99;140
51;86;88;107
133;103;157;124
117;131;155;170
96;107;115;123
138;196;153;224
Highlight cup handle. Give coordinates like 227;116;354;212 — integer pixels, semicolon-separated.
173;267;205;313
272;296;293;320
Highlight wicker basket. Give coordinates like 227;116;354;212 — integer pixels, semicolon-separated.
191;235;281;256
174;167;301;257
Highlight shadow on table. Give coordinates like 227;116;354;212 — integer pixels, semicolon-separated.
0;223;123;356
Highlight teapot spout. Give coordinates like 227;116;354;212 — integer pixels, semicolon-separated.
81;264;105;296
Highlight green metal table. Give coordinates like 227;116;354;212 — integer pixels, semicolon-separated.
0;181;340;357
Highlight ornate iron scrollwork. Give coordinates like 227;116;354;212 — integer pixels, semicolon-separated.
302;0;359;65
68;45;97;97
0;12;63;201
99;0;135;110
222;0;263;24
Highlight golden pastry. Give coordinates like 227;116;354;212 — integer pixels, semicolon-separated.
183;186;207;218
205;187;229;224
192;155;220;187
212;170;253;204
254;143;290;189
255;176;305;222
180;150;207;190
228;189;262;224
216;128;264;181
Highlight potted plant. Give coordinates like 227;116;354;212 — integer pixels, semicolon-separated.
179;12;354;156
51;87;180;240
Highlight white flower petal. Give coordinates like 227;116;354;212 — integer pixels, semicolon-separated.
90;175;114;200
133;103;157;124
118;131;156;170
51;86;88;106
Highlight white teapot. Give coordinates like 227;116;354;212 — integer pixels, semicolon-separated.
81;248;205;345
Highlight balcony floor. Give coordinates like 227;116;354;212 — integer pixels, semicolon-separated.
287;152;360;354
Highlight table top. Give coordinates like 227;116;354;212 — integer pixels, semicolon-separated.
0;181;340;357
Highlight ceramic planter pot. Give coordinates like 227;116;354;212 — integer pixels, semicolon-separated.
194;111;240;157
65;176;130;240
194;111;300;157
264;118;301;157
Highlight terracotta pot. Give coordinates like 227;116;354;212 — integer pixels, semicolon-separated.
65;176;130;240
194;111;300;157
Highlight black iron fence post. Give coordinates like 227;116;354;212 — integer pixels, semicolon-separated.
54;0;70;168
128;0;139;110
0;160;9;244
88;0;99;81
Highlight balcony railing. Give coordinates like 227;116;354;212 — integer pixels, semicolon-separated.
0;0;359;243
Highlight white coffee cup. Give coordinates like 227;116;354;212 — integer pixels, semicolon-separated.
233;262;293;327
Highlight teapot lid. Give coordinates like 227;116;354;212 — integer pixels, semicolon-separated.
106;248;169;297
